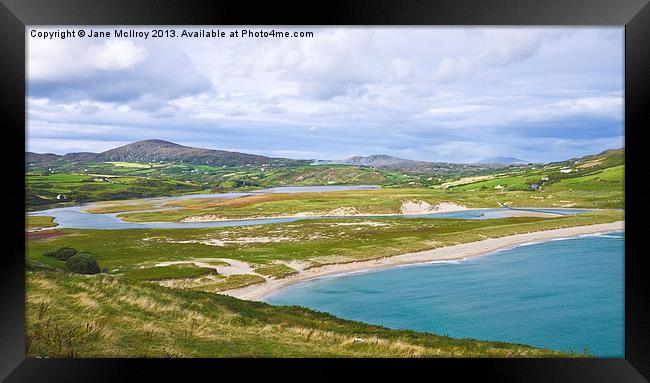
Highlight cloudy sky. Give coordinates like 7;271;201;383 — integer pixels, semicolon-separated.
27;27;623;163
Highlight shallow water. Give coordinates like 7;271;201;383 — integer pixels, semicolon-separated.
265;232;625;357
29;185;592;230
29;206;591;230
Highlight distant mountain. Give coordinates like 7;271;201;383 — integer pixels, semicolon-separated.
26;139;308;167
99;139;295;166
475;157;528;165
25;152;64;165
343;154;410;167
331;154;493;173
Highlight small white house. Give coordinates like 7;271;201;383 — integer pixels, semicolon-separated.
560;169;573;174
494;185;504;190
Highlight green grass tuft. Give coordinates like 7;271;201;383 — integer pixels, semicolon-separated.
124;264;218;281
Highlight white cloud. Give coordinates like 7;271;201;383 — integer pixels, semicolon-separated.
431;29;570;84
27;27;624;162
88;40;147;70
28;97;49;106
514;95;623;122
479;29;564;65
433;56;474;83
28;37;147;81
27;137;130;154
390;59;412;80
427;105;487;115
28;38;88;81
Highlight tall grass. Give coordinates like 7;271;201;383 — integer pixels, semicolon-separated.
26;270;575;358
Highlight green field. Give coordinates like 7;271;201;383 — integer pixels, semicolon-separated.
27;150;623;216
24;148;624;357
64;149;619;223
26;216;57;230
27;210;622;279
26;172;206;210
123;264;218;281
26;269;572;357
115;183;623;222
26;160;503;210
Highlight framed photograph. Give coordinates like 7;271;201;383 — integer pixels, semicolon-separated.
2;0;648;381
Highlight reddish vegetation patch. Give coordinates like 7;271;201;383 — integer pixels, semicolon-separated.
26;230;66;241
190;193;307;209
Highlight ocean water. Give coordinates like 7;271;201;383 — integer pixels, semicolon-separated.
265;231;625;357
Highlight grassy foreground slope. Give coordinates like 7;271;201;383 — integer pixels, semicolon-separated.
26;270;571;357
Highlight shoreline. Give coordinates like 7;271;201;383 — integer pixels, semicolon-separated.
222;221;624;301
121;206;570;224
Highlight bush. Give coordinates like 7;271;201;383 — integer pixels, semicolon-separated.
44;247;78;261
65;254;100;275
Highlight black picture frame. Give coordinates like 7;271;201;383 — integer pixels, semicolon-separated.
1;0;648;381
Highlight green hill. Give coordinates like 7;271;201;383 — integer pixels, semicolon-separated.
27;139;308;167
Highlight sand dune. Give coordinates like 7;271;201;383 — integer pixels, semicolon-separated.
400;201;467;214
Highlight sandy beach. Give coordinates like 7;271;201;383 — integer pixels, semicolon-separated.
223;220;624;301
174;203;568;223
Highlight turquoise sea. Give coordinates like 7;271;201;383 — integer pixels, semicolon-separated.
265;231;625;357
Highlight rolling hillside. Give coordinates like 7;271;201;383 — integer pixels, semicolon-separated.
322;154;498;173
444;148;624;208
26;142;624;210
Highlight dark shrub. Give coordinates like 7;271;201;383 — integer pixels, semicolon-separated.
43;250;57;258
53;247;78;261
66;254;100;275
